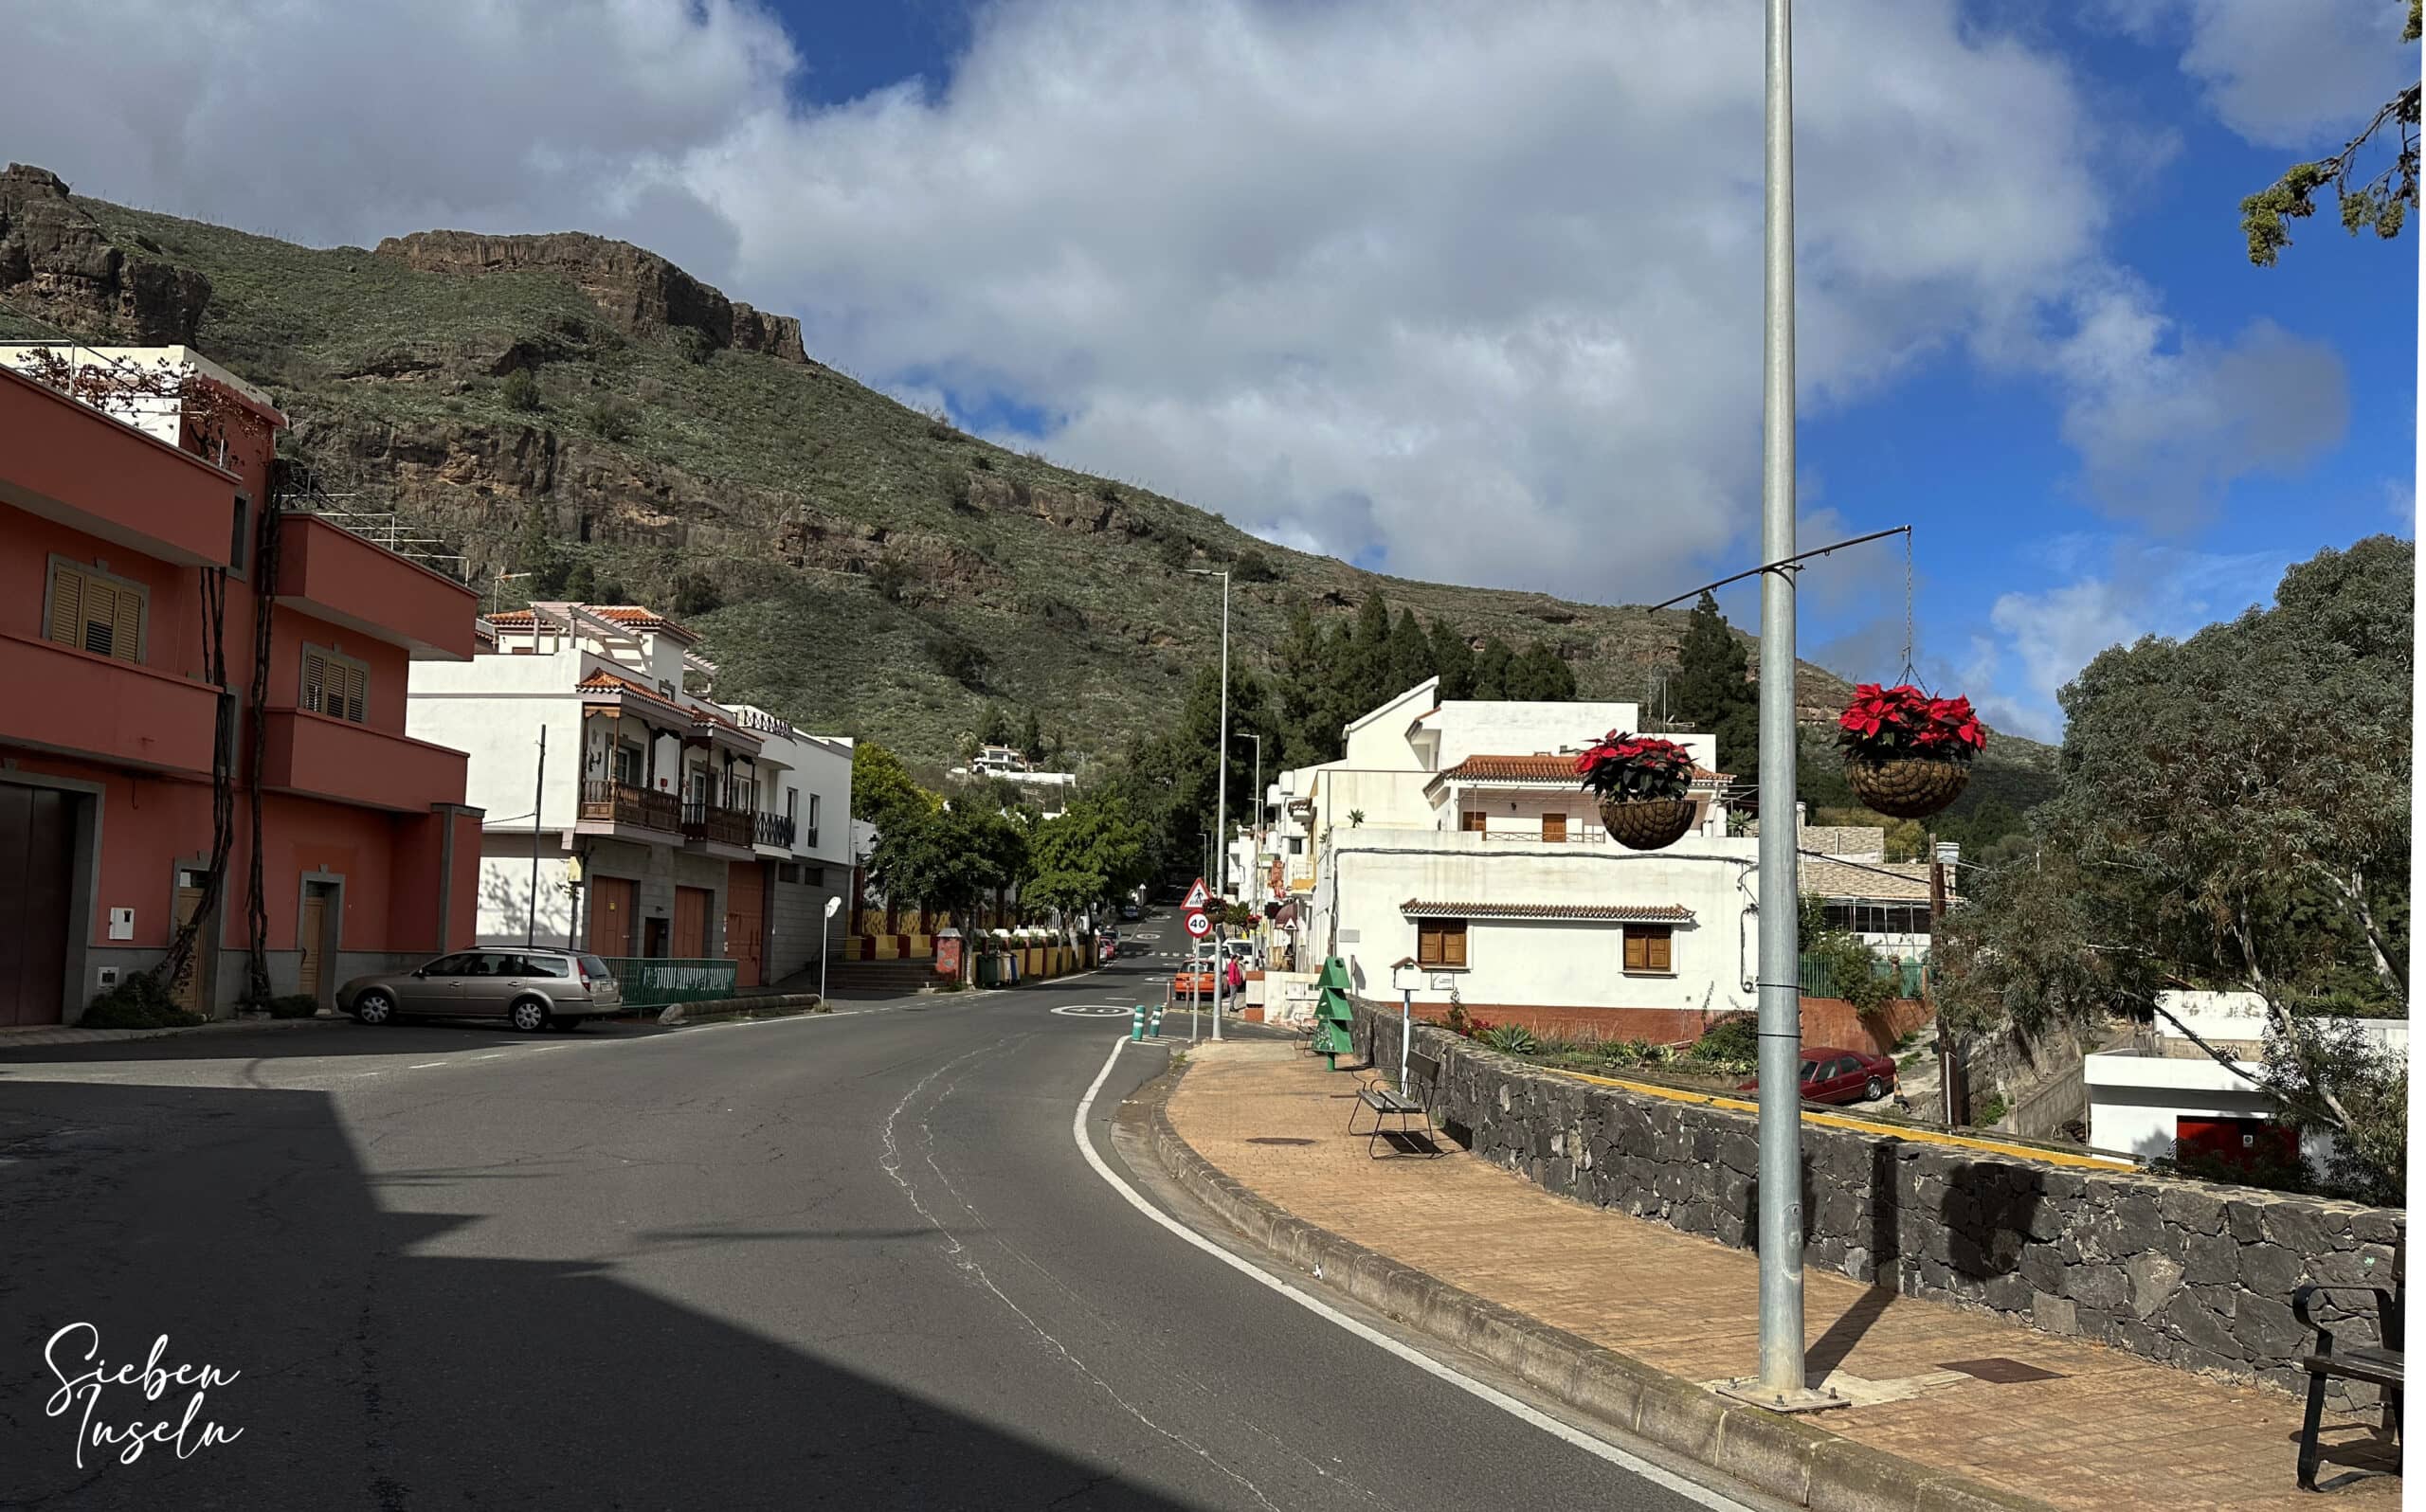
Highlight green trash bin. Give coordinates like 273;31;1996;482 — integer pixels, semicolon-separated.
977;954;1002;988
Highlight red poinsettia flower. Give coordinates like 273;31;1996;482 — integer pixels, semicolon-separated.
1837;683;1989;764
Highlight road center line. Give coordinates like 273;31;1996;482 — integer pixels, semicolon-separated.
408;1062;446;1069
1070;1035;1752;1512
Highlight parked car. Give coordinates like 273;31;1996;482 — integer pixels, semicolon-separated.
340;949;622;1032
1737;1046;1897;1106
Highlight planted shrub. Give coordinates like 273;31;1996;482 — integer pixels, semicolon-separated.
1478;1023;1540;1055
83;973;204;1031
259;993;320;1019
500;369;541;412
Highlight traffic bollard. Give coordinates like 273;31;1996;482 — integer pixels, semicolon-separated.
1149;1004;1164;1038
1131;1004;1146;1042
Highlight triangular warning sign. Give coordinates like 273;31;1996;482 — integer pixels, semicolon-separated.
1182;877;1210;909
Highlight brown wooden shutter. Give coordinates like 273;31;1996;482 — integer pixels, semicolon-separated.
110;585;140;663
343;661;367;723
1418;922;1440;966
1624;930;1647;971
46;565;84;649
1542;813;1566;842
1442;921;1466;967
1645;927;1672;971
1460;810;1486;833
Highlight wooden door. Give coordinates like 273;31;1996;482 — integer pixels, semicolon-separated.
725;864;765;987
673;886;712;958
297;892;328;1001
1460;811;1487;833
0;785;73;1027
588;876;636;957
1541;812;1567;842
170;874;207;1013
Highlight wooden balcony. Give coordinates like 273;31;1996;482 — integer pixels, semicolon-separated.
580;780;680;834
682;800;754;852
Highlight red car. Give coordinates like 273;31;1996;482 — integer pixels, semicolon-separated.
1737;1046;1897;1106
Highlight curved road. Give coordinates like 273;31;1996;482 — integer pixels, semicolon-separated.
0;915;1767;1509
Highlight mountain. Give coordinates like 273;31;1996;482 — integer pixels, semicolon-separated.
0;160;2055;820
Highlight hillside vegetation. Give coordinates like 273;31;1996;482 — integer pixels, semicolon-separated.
0;164;2054;822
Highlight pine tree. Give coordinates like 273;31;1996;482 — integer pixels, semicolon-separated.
1506;642;1576;700
1349;592;1393;711
1387;607;1433;695
977;704;1012;747
1018;707;1043;761
1671;591;1759;790
1427;618;1475;700
1471;638;1514;700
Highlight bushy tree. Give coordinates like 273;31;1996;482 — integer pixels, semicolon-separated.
1935;538;2411;1200
1018;706;1043;761
977;703;1012;747
851;742;938;833
869;806;1010;949
1024;794;1154;927
1427;618;1476;701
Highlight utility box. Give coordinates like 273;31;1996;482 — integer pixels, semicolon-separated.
1311;956;1355;1070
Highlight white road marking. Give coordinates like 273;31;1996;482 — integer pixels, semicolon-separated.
408;1062;446;1069
1071;1035;1753;1512
473;1052;511;1060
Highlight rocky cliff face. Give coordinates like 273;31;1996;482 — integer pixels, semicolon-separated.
373;228;806;362
0;165;210;343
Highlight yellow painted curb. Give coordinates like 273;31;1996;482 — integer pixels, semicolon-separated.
1545;1066;2131;1171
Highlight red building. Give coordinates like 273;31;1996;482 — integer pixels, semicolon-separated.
0;344;482;1027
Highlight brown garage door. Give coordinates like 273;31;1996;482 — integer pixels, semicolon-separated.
725;863;765;988
673;885;713;959
588;876;636;957
0;785;74;1027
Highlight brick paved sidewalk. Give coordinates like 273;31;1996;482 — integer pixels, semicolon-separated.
1166;1039;2400;1511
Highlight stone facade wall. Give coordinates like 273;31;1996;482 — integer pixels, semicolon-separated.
1352;1001;2404;1405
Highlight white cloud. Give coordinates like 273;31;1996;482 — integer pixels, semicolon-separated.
2039;281;2349;529
0;0;2345;608
2103;0;2415;148
1969;539;2287;739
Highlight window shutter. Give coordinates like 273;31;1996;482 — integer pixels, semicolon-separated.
46;566;84;649
1418;922;1439;965
1624;931;1646;971
1543;813;1566;842
1647;929;1672;972
302;651;327;714
109;585;140;662
78;579;118;657
1443;922;1466;967
343;662;367;723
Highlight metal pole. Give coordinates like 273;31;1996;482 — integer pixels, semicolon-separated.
1213;571;1229;1042
1751;0;1810;1404
1400;987;1413;1097
820;901;831;1009
527;725;546;947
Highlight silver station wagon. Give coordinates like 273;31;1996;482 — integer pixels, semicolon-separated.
339;949;623;1033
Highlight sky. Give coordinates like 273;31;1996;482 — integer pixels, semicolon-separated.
7;0;2415;740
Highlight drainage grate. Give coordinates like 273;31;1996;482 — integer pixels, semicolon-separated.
1938;1358;2066;1384
1245;1137;1317;1146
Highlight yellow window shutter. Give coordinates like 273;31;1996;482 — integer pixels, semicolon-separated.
1624;930;1646;971
1444;924;1466;967
110;585;141;663
47;566;84;648
1648;929;1672;971
80;580;118;657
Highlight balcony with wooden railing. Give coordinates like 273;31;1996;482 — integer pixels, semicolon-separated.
682;798;755;852
579;780;680;834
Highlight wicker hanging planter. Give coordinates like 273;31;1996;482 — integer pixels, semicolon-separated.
1844;755;1971;819
1597;796;1698;851
1574;731;1699;851
1838;683;1986;821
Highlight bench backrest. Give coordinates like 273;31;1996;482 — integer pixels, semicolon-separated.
1408;1051;1440;1083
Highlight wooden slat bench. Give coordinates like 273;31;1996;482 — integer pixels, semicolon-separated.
1349;1051;1443;1159
2292;1281;2403;1491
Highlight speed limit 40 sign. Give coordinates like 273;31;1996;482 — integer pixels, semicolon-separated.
1184;909;1211;939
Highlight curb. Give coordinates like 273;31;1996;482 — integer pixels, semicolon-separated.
1136;1064;2056;1512
0;1013;344;1054
655;992;825;1026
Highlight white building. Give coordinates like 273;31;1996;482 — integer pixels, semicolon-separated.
2086;991;2408;1167
1280;680;1756;1035
406;603;852;986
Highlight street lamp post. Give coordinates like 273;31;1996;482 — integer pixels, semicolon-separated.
1188;567;1231;1042
1723;0;1832;1414
820;893;842;1008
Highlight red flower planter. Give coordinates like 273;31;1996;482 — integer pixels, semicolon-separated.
1838;684;1984;820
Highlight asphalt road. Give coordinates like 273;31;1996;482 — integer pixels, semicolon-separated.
0;915;1766;1510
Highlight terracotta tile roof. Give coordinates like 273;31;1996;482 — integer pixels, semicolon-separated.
575;668;690;716
1436;754;1732;784
1400;899;1696;923
588;604;701;642
486;609;535;626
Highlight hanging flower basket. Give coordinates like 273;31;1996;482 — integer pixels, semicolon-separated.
1838;684;1986;819
1575;731;1699;851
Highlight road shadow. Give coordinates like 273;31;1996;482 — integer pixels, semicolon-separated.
0;1017;691;1067
0;1079;1196;1509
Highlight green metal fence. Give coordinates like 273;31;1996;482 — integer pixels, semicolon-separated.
1798;951;1926;1001
598;958;738;1007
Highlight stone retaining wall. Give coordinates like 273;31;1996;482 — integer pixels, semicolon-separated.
1352;1001;2404;1405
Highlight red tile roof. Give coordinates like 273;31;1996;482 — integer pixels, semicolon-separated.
575;668;690;716
1436;754;1731;784
484;604;700;642
1400;899;1695;923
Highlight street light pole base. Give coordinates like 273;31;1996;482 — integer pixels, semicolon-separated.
1713;1378;1850;1413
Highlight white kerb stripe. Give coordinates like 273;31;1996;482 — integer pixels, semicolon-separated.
1070;1035;1750;1511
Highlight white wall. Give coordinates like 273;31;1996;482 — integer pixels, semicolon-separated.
474;839;576;948
1320;828;1759;1011
408;693;587;829
1432;699;1640;767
